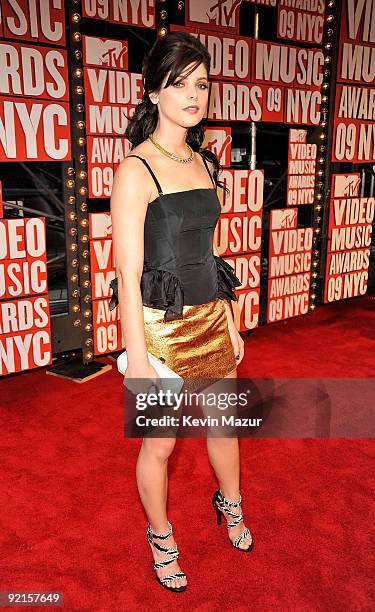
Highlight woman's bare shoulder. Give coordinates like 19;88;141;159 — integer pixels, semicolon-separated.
114;141;154;178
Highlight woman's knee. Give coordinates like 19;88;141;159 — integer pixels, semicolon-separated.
142;436;176;461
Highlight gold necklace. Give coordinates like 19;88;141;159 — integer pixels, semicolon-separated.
148;133;194;163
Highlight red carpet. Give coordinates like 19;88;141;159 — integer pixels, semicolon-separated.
1;294;374;611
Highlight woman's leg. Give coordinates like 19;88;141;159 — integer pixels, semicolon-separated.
205;369;253;549
136;437;187;588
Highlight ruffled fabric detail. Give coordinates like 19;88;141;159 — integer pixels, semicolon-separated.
108;277;119;312
214;255;242;302
108;268;185;322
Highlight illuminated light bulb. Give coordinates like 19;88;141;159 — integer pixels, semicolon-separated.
68;196;76;204
73;32;81;42
68;212;77;221
83;309;92;317
70;243;78;252
66;179;75;188
158;27;167;36
79;186;87;195
77;137;86;146
72;304;80;312
76;120;85;129
84;351;94;361
75;68;83;78
69;227;77;236
73;319;81;327
84;323;93;332
71;274;78;283
72;289;80;298
83;279;91;288
79;170;87;180
82;264;90;273
80;218;88;227
71;258;79;267
80;234;89;243
72;13;81;23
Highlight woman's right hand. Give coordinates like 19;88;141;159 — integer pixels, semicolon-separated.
123;361;162;396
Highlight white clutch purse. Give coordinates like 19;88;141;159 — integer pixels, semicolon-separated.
116;350;184;395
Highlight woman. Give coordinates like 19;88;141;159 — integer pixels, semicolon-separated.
109;31;253;593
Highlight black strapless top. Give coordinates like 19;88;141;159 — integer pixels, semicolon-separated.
109;152;241;321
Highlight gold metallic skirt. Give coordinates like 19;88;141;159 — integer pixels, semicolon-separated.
143;298;237;394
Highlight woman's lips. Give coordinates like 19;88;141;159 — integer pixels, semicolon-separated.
183;106;199;113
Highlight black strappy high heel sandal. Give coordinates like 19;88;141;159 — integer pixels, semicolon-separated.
146;520;187;592
212;489;254;552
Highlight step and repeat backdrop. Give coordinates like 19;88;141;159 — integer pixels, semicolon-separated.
0;0;374;375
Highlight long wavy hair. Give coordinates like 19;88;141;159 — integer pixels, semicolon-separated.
125;31;228;192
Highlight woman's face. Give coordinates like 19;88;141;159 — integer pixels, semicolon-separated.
152;62;209;129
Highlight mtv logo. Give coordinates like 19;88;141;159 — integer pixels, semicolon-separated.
188;0;241;29
202;127;232;166
332;174;361;198
90;213;112;239
289;129;306;144
271;208;297;230
84;36;128;70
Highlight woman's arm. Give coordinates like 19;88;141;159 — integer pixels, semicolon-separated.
212;232;241;331
205;153;244;363
110;156;153;374
206;156;241;332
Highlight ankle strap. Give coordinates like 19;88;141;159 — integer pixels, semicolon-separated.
147;520;173;539
219;490;242;507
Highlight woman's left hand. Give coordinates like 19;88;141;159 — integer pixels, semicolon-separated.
227;318;245;366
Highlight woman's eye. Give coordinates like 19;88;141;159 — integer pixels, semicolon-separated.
173;82;208;89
